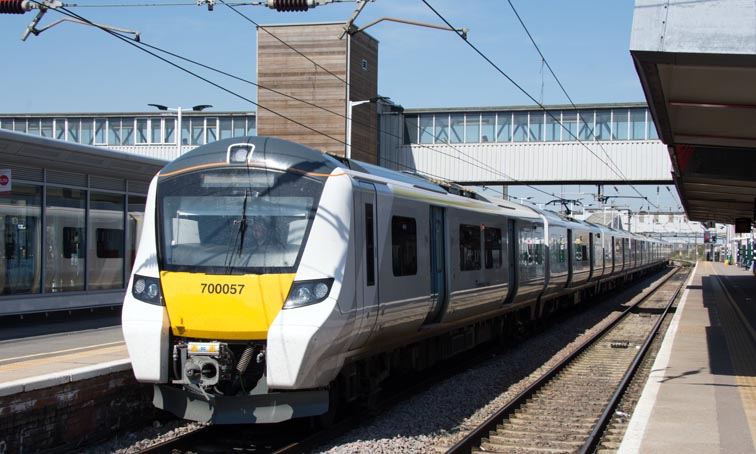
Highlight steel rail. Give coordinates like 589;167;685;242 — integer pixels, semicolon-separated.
446;266;682;454
579;278;684;453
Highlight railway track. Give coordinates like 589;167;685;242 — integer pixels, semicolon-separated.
447;266;690;454
131;268;683;454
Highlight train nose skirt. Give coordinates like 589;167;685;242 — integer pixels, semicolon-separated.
153;383;329;424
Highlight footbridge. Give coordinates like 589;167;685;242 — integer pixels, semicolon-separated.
380;103;671;186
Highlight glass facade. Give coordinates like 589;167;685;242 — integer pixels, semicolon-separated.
0;114;256;148
0;183;146;296
45;187;87;292
404;106;658;145
0;185;42;295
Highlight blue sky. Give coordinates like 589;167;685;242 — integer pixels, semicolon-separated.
1;0;642;112
1;0;683;217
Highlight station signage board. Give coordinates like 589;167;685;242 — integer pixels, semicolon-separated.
0;169;10;195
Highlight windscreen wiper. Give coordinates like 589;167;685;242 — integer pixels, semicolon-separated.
237;189;248;256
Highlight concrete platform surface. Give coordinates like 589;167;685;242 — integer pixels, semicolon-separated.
620;262;756;453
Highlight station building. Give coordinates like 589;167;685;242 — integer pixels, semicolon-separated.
1;102;661;169
0;102;673;317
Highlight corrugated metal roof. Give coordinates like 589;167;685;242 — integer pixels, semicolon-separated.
0;129;166;182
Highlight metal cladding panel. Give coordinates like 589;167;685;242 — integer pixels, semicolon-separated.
631;0;756;54
386;141;670;184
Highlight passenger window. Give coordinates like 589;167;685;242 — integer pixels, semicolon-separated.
365;204;375;286
391;216;417;276
534;243;544;265
460;224;481;271
63;227;85;259
96;228;124;258
484;227;502;269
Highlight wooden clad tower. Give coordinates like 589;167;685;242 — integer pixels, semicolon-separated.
256;22;379;163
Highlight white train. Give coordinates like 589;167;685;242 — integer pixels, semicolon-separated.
121;137;670;424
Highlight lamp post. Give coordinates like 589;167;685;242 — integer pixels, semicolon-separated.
345;96;388;160
148;104;212;156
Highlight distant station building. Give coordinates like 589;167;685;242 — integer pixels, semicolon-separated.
0;111;256;161
0;101;692;317
0;102;665;179
0;129;165;315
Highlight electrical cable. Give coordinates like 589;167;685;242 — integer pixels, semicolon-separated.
421;0;659;209
506;0;656;208
28;4;480;189
65;2;263;6
28;0;563;204
125;38;512;192
122;5;563;201
27;1;349;146
218;0;349;85
210;1;560;199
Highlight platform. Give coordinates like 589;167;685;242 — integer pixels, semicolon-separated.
0;317;129;394
619;261;756;453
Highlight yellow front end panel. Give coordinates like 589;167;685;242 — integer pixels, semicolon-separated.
160;272;295;340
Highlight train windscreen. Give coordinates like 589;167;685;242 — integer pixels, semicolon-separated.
157;168;324;273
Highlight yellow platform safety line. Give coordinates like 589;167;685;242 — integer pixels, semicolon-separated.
707;262;756;449
160;272;296;340
0;345;127;372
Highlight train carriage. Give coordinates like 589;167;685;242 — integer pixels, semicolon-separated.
122;136;670;424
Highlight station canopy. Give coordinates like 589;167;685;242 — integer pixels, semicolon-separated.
631;0;756;226
0;128;165;182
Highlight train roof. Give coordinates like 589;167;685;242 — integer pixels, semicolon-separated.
159;136;491;202
159;136;343;178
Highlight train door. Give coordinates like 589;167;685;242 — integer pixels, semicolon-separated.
423;206;447;325
349;182;379;350
566;229;574;286
588;233;595;280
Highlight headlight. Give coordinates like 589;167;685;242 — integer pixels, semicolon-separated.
132;274;163;306
283;278;334;309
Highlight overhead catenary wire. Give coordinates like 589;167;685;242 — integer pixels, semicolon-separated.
123;2;563;202
23;2;489;192
25;1;565;204
24;1;350;146
420;0;660;209
64;2;264;6
134;37;520;193
218;0;349;85
210;0;562;202
505;0;657;208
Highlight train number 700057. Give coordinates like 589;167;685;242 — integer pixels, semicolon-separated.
200;283;245;295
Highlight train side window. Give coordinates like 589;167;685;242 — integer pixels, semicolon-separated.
96;228;124;258
62;227;85;259
391;216;417;276
365;204;375;285
484;227;502;269
460;224;481;271
574;234;588;262
534;242;544;265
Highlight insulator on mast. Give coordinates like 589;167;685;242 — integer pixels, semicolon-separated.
267;0;310;11
0;0;32;14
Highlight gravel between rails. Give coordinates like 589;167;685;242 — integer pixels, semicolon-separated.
313;277;667;454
